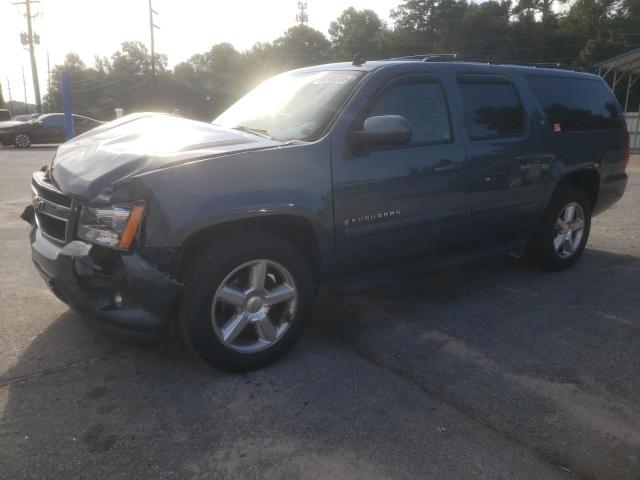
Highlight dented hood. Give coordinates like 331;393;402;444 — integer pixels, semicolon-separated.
51;113;283;201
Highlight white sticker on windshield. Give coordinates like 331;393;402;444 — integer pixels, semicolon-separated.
312;74;357;85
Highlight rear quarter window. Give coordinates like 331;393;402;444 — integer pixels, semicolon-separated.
526;75;623;132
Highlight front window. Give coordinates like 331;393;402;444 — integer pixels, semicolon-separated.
214;70;365;142
367;79;452;145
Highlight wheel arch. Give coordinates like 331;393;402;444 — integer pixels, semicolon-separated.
552;167;600;210
173;214;324;283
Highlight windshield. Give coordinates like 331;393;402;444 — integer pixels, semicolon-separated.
214;70;365;142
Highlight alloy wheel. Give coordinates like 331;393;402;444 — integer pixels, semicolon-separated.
14;133;31;148
210;259;298;354
553;202;585;258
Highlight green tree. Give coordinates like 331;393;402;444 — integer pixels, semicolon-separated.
111;41;167;77
44;53;101;114
430;0;469;52
174;43;247;118
272;25;331;69
461;1;511;58
390;0;438;50
513;0;556;26
329;8;387;60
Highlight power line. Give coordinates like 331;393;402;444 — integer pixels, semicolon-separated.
50;74;142;92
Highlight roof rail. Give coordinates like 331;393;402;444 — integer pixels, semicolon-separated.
384;54;577;71
388;53;458;61
422;53;458;62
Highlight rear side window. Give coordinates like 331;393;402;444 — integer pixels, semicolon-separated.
458;75;525;140
368;80;452;145
527;75;623;132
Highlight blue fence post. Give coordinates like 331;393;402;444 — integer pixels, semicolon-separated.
61;72;74;140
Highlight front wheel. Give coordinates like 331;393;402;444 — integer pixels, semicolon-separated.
13;132;32;148
179;233;314;371
527;187;591;271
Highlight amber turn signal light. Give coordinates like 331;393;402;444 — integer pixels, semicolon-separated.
118;204;145;249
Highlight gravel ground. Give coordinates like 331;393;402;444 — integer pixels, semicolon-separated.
1;146;638;480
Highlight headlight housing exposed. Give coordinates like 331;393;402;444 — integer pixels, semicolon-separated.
77;202;145;250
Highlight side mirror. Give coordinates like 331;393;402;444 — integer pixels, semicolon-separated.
351;115;412;150
34;120;43;126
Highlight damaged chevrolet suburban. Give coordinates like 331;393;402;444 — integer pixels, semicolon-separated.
25;59;629;371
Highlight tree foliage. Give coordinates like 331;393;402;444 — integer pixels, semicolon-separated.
329;7;388;59
43;2;640;121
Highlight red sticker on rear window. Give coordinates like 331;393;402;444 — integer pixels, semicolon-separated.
553;123;562;132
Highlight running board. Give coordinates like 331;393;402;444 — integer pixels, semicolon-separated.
323;240;526;294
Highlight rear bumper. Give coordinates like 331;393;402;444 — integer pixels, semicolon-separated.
594;172;628;216
30;225;181;334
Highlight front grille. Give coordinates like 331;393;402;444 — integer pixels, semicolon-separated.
32;172;73;243
34;181;72;208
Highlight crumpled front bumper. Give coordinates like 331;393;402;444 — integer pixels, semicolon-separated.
30;223;181;334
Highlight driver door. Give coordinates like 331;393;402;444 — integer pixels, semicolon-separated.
331;74;468;272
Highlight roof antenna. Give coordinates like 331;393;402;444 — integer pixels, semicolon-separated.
352;53;366;66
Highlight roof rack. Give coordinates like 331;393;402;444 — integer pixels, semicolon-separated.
389;53;459;61
385;54;577;71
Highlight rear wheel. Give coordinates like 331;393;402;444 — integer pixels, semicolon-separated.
179;233;313;371
527;187;591;271
13;133;32;148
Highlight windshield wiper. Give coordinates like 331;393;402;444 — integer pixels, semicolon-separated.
232;125;273;140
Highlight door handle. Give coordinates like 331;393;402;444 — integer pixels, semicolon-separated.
432;159;458;173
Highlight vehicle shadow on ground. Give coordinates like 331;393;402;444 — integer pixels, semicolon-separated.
315;248;640;480
1;248;639;479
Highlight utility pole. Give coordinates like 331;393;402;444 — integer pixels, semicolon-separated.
22;67;28;113
148;0;159;87
7;77;14;116
47;50;51;112
13;0;42;112
296;1;308;25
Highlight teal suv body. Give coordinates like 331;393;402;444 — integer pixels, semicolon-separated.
25;59;629;370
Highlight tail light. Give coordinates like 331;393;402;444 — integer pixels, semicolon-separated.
624;130;630;170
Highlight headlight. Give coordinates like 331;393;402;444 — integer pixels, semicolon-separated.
77;202;145;249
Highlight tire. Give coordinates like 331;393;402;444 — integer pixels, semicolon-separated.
13;132;32;148
526;186;591;271
179;232;314;371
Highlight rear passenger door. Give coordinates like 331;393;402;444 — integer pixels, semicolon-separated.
457;74;546;244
